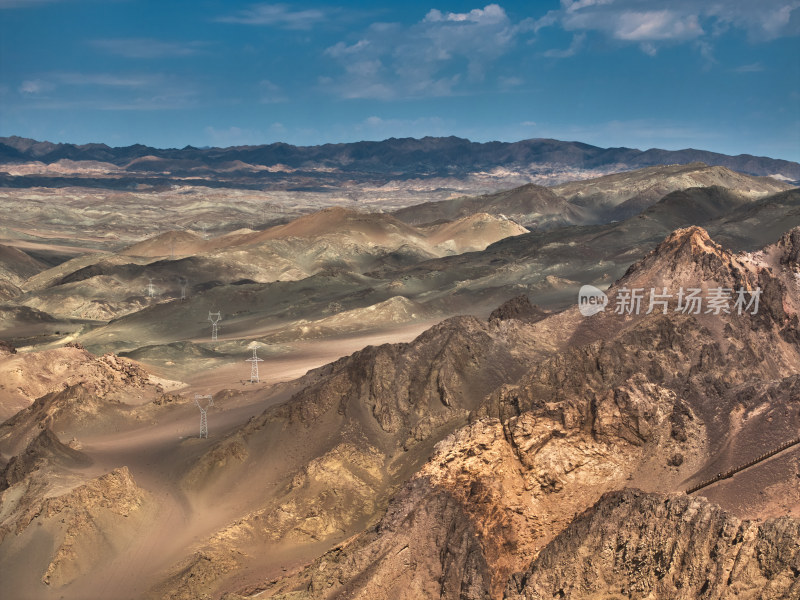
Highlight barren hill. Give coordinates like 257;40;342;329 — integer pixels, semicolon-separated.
393;163;793;232
551;162;793;221
0;244;47;300
393;183;585;229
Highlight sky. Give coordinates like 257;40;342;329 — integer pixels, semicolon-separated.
0;0;799;160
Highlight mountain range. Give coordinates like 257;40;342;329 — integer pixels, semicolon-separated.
1;136;798;188
1;143;800;600
1;224;798;599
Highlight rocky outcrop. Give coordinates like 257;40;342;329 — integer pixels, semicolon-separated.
251;476;492;600
245;315;527;446
504;489;800;600
4;225;800;600
0;427;90;491
777;226;800;266
246;226;800;600
151;315;532;599
0;350;154;454
0;466;149;587
489;295;549;324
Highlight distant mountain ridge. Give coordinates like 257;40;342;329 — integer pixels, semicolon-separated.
1;135;798;181
392;163;793;228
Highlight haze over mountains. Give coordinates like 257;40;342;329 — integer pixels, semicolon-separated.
0;135;799;600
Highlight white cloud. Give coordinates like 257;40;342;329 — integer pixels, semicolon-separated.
18;72;197;110
321;4;534;100
259;79;287;103
19;79;54;94
544;32;586;57
734;62;765;72
217;3;326;29
423;4;508;25
562;0;615;13
639;42;657;56
540;0;800;56
612;11;702;41
53;72;162;87
89;38;208;59
498;75;523;87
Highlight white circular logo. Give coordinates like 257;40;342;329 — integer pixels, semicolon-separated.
578;285;608;317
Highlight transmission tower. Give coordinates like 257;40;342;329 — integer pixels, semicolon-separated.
179;277;188;301
208;311;221;342
194;394;213;438
246;345;264;383
147;278;155;298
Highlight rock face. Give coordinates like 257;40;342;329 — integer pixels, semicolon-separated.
777;226;800;266
257;477;492;600
0;466;149;588
0;345;153;424
505;489;800;600
3;226;800;600
0;427;90;490
248;226;800;600
152;315;533;599
0;351;153;456
488;295;549;324
247;315;528;445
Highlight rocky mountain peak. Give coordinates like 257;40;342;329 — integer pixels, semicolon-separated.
616;226;744;292
653;225;722;260
776;226;800;266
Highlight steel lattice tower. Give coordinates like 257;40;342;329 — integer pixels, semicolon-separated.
208;312;221;342
246;346;264;383
194;394;213;438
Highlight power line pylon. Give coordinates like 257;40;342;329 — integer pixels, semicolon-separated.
208;312;221;342
179;277;188;301
147;278;155;298
194;394;213;438
246;345;264;383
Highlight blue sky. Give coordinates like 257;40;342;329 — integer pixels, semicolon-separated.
1;1;799;160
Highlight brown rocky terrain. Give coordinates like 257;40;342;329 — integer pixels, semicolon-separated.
0;464;151;592
0;344;166;422
0;160;798;600
505;489;800;599
238;226;800;600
